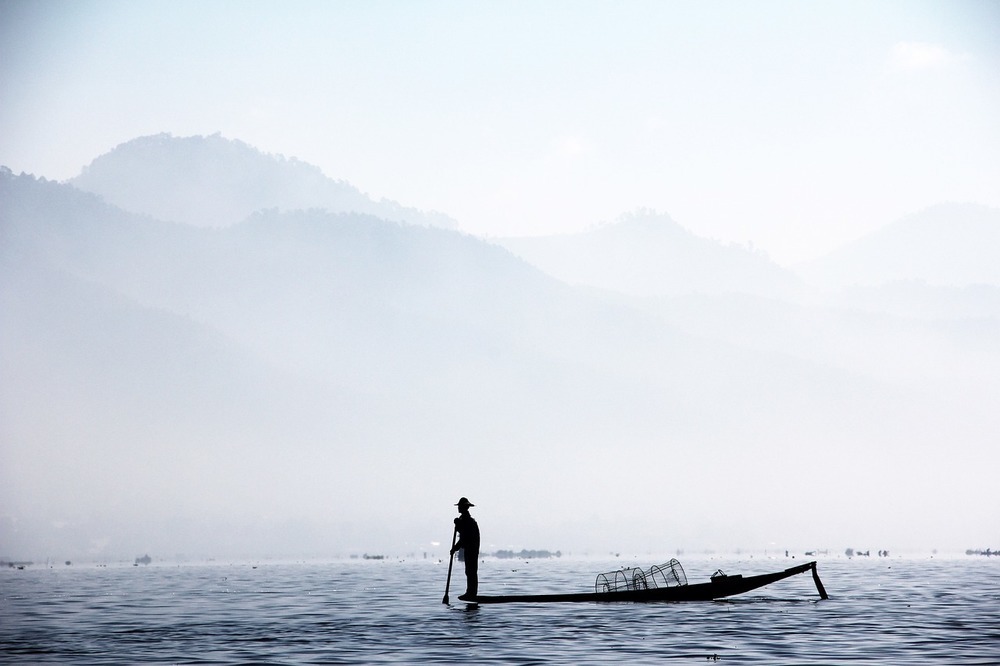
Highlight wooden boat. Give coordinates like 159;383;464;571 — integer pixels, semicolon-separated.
471;560;828;604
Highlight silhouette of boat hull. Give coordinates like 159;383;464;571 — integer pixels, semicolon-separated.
472;561;826;604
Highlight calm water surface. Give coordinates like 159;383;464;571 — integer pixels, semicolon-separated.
2;555;998;664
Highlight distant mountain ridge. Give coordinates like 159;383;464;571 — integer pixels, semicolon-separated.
70;133;457;230
496;210;803;299
796;203;1000;287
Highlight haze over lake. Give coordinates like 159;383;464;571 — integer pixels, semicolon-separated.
1;1;998;563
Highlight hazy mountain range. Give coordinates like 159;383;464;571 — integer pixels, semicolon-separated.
71;133;458;230
2;134;997;560
496;210;804;300
796;203;1000;289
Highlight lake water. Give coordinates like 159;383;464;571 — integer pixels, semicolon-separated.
2;555;998;664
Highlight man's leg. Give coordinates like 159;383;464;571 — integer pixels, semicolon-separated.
466;553;478;597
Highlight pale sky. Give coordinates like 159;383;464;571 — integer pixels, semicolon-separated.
2;0;998;264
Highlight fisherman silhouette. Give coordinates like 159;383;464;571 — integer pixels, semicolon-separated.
451;497;480;601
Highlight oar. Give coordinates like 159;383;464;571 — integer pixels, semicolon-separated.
442;525;458;604
811;562;829;600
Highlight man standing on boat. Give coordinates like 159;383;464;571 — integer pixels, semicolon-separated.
451;497;480;600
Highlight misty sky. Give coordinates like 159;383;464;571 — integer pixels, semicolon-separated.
2;0;998;265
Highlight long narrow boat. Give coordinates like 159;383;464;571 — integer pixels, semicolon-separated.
472;560;828;604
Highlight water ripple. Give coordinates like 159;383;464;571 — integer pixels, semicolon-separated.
2;557;998;664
